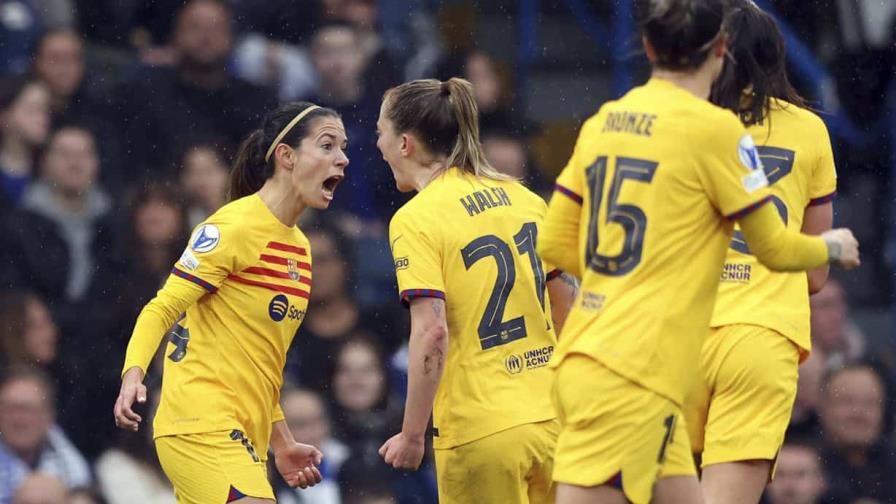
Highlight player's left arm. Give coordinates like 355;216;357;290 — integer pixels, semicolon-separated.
803;118;838;293
547;271;578;336
270;418;323;490
802;202;833;294
379;296;448;470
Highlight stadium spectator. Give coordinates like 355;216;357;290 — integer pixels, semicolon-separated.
31;29;125;193
12;473;67;504
95;388;175;504
276;388;349;504
765;438;828;504
0;292;58;370
0;125;121;457
330;335;401;450
818;363;896;503
0;125;116;311
114;180;190;325
436;51;522;133
285;223;403;392
308;22;406;222
117;0;275;181
480;126;549;194
175;143;229;228
342;0;401;98
810;279;867;368
0;368;91;502
32;30;86;122
0;77;51;210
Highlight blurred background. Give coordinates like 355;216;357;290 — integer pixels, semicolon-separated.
0;0;892;503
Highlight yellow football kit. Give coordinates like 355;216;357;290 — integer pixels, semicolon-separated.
389;167;560;504
539;78;829;503
677;101;838;472
122;193;312;503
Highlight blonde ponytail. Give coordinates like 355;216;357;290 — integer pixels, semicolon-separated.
383;77;517;182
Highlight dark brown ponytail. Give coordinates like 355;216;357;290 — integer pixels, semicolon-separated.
227;102;340;201
639;0;728;71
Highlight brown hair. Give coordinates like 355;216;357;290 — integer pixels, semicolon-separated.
639;0;728;71
710;0;807;126
229;102;340;201
383;77;514;181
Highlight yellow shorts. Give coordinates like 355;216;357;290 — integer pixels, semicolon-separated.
434;419;559;504
552;354;694;504
671;325;799;473
156;430;275;504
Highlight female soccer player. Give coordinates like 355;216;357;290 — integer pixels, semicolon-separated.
375;77;577;504
113;102;349;504
537;0;860;503
666;3;839;503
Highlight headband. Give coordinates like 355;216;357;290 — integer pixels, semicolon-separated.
264;105;322;162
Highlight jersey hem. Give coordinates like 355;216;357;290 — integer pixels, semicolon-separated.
808;191;836;207
432;414;556;450
399;288;446;307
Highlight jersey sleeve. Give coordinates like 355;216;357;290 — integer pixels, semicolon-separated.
169;217;246;293
539;119;595;278
695;117;773;219
121;215;247;376
389;209;446;306
808;120;837;206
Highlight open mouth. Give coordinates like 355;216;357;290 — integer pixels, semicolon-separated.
322;174;343;200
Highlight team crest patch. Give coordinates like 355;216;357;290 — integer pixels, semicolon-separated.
287;259;300;281
190;224;220;253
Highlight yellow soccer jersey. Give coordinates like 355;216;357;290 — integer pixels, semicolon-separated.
543;77;774;406
711;101;837;354
389;167;560;449
122;194;311;455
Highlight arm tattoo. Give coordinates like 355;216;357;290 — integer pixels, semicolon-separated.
560;273;579;296
431;299;444;318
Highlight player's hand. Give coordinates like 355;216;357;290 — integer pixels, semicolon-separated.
113;367;146;432
822;228;860;270
274;442;323;489
378;432;425;470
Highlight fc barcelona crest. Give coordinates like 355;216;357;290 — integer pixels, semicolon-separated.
287;259;300;281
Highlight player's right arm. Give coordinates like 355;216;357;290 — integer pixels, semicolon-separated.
114;219;241;431
539;119;596;277
380;209;448;470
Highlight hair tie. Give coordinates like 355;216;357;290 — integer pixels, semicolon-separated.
440;81;451;96
264;105;322;162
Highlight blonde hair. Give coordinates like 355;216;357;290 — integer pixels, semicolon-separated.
383;77;515;181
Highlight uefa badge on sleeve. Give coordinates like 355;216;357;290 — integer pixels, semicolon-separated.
191;224;220;253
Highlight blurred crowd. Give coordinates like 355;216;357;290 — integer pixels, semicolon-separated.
0;1;892;503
